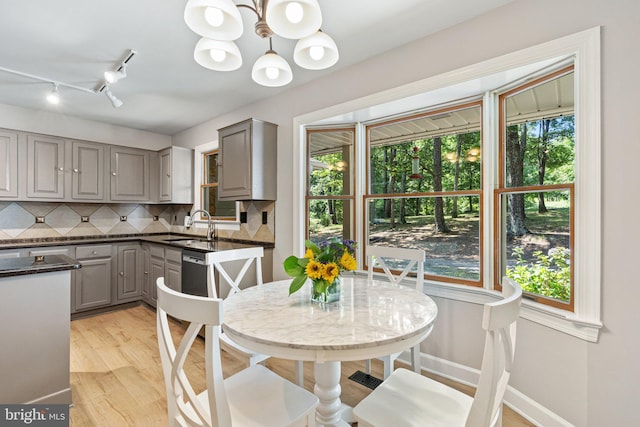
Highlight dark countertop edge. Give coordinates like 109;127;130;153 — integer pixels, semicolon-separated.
0;255;81;278
0;233;275;251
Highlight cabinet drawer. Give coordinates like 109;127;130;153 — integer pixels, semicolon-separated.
165;248;182;264
28;247;71;257
76;245;112;259
150;245;164;259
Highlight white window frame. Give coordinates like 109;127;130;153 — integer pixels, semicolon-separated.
192;140;241;230
292;27;601;342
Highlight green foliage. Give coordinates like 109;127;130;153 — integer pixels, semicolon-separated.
506;247;571;301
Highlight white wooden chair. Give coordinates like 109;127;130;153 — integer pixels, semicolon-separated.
205;247;270;367
353;277;522;427
156;278;318;427
365;245;428;379
205;247;306;385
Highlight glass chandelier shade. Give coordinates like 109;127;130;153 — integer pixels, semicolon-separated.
194;38;243;71
265;0;322;39
184;0;244;40
293;30;339;70
251;50;293;87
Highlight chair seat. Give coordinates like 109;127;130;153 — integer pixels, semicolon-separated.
182;365;318;427
220;331;270;365
353;368;472;427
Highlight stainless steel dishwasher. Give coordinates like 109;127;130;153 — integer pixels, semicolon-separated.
181;249;208;297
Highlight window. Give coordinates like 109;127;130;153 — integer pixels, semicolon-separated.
200;150;236;219
496;67;575;310
295;28;601;341
306;128;355;244
365;102;483;285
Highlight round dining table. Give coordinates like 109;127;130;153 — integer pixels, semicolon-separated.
222;275;438;427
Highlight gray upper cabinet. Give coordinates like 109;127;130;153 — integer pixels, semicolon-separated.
110;146;150;201
218;118;277;201
0;130;18;198
72;141;105;200
27;134;65;199
159;146;193;203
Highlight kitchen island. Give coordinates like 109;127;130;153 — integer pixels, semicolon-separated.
0;255;80;404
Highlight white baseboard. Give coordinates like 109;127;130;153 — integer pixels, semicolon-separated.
395;352;574;427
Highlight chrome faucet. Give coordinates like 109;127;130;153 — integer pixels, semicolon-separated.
188;209;216;241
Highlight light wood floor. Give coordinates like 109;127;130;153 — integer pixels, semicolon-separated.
69;305;534;426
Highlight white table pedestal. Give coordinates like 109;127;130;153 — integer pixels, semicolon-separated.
314;361;355;427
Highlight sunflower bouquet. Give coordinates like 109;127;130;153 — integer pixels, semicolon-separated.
284;238;357;301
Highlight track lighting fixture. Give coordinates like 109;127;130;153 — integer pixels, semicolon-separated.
46;83;60;105
104;86;123;108
0;48;136;108
184;0;338;87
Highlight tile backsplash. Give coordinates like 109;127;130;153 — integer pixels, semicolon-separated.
0;201;275;243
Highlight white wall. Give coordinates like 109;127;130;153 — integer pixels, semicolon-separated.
173;1;640;425
0;102;170;149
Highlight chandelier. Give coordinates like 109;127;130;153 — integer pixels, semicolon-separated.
184;0;339;87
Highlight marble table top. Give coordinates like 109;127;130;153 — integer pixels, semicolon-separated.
223;276;438;361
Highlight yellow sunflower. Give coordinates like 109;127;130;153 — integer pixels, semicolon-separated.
340;251;357;271
304;248;314;259
305;260;324;280
322;262;340;284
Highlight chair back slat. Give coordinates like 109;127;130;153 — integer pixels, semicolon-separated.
205;247;264;298
366;245;425;290
466;277;522;427
156;278;231;427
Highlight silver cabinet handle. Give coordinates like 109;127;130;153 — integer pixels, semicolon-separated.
119;272;124;276
57;167;64;171
92;251;97;255
73;168;79;173
144;271;149;275
112;172;117;176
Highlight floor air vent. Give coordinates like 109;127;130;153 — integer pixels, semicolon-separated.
348;370;383;390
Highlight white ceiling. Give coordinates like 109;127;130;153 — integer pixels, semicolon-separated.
0;0;513;136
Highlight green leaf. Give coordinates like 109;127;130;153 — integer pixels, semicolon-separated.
283;256;304;277
305;239;320;253
288;275;308;295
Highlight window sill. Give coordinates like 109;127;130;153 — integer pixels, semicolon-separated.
410;277;602;343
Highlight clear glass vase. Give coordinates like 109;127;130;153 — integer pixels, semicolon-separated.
310;277;341;303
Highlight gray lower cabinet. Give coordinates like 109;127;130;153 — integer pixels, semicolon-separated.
164;247;182;292
73;245;113;313
116;243;142;301
143;244;182;307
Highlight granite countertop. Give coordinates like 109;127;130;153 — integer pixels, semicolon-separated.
0;254;81;278
0;233;275;253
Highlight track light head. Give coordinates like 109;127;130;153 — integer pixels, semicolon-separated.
104;87;123;108
46;83;60;105
104;65;127;84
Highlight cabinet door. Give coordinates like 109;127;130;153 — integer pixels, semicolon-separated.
0;130;18;198
116;244;141;300
72;141;104;200
218;120;252;200
141;245;150;302
74;257;112;311
159;148;171;201
110;147;150;201
27;134;65;199
150;258;165;306
165;262;181;292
